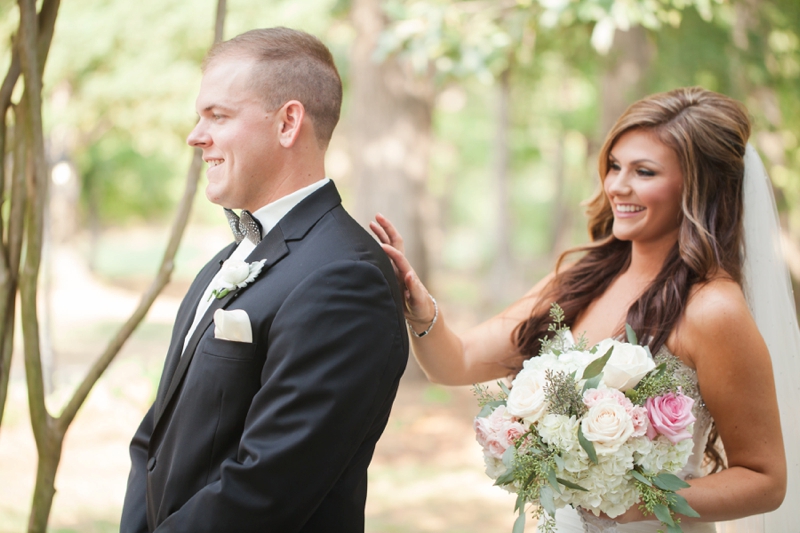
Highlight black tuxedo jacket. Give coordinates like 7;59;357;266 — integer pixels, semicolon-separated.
120;182;408;533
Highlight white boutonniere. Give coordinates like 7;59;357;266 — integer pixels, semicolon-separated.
209;258;267;300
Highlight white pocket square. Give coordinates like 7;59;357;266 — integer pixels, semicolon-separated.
213;309;253;343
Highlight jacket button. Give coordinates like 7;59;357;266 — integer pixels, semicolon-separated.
147;457;157;471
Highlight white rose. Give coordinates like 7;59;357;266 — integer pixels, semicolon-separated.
581;398;634;454
506;369;548;424
218;260;251;288
599;340;655;391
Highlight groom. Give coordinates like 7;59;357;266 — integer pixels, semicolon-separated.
120;28;408;533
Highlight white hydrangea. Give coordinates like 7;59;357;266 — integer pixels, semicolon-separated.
538;414;580;451
635;428;694;474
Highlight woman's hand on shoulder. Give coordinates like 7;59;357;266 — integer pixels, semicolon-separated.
369;214;436;326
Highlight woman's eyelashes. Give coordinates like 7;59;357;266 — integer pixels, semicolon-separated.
607;161;657;177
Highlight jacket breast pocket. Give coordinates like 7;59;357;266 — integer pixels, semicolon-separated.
199;336;259;361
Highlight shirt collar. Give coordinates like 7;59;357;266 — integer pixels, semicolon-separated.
249;178;330;237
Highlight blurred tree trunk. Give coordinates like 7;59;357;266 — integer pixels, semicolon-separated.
487;66;515;305
349;0;434;288
598;26;653;136
0;1;227;531
548;132;570;258
349;0;435;379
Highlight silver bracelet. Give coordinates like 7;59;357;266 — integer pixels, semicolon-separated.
407;294;438;338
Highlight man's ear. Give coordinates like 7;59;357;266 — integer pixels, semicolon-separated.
277;100;306;148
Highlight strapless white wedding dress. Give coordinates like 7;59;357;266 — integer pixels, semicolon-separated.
543;344;716;533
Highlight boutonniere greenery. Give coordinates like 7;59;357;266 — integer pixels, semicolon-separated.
209;258;267;300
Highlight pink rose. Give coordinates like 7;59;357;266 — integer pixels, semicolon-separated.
646;393;696;443
630;405;649;438
583;388;633;411
473;405;526;459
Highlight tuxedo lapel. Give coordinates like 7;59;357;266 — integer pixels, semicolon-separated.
154;243;235;416
153;229;290;426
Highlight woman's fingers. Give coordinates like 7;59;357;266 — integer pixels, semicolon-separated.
368;220;390;245
380;243;434;322
380;243;412;276
373;213;405;253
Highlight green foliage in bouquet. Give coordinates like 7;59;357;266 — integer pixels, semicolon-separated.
539;303;589;355
630;470;701;533
626;354;694;407
501;425;588;533
475;303;700;532
543;370;587;418
473;382;509;417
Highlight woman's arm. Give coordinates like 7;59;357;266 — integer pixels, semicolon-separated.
371;214;552;385
615;278;786;524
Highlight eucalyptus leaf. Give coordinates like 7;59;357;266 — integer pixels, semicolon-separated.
557;477;588;491
653;473;691;492
582;373;603;393
512;512;526;533
478;404;494;417
577;424;598;464
515;492;525;513
653;503;675;526
629;469;652;486
649;362;667;379
502;443;517;468
581;347;613;380
666;523;684;533
554;455;565;470
500;381;512;396
539;485;556;517
495;469;516;486
668;493;701;518
625;323;638;345
545;464;561;494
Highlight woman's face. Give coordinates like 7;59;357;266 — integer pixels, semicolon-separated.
603;129;684;247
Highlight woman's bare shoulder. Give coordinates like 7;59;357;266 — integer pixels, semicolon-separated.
684;275;749;324
672;274;758;365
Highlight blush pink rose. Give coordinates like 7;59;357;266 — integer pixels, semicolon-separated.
474;405;526;459
583;388;633;411
630;405;649;438
646;393;696;443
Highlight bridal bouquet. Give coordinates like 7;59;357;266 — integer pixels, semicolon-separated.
474;304;700;533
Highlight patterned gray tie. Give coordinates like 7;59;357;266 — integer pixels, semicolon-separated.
224;208;263;245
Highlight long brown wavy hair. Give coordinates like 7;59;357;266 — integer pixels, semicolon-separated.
514;87;751;470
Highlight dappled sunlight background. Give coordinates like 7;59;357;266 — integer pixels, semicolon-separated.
3;0;800;531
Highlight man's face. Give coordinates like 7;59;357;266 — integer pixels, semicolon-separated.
187;57;279;211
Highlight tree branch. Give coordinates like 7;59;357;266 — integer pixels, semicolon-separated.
0;0;62;431
57;149;204;429
0;0;62;116
0;106;26;430
17;0;51;444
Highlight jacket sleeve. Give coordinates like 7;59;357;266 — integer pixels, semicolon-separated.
120;404;155;533
153;259;406;532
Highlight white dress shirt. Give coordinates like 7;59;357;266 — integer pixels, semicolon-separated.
182;178;330;353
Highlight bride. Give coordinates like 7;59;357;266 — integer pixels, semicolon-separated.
371;87;798;532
